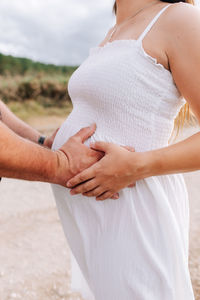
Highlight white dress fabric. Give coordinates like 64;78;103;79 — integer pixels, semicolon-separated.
51;4;195;300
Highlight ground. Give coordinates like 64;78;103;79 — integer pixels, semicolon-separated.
0;118;200;300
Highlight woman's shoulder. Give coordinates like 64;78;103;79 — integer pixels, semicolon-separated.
165;2;200;35
162;2;200;54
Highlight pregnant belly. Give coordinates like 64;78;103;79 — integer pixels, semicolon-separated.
52;104;171;153
52;108;125;151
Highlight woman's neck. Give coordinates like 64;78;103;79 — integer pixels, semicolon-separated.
115;0;161;24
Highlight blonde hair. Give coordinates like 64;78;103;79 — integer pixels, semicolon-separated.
113;0;195;141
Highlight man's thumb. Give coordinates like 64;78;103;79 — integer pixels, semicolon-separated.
90;141;111;153
75;123;96;142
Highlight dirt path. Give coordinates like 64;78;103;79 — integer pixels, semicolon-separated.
0;121;200;299
0;180;84;300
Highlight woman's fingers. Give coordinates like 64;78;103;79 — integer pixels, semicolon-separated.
128;182;136;188
96;191;114;201
90;141;112;153
67;167;95;188
82;186;103;197
83;189;119;201
83;188;119;200
70;178;98;195
111;193;119;200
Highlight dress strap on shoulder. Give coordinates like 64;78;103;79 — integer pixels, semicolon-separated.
137;4;172;43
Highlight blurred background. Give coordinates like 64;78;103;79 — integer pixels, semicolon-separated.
0;0;114;128
0;0;200;299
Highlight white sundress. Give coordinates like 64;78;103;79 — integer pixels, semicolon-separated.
51;4;195;300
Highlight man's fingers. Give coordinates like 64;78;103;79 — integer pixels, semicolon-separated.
74;123;96;143
67;168;94;188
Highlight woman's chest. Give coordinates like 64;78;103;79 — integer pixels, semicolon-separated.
67;44;168;107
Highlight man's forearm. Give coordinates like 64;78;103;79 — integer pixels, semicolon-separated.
0;100;40;143
0;121;69;184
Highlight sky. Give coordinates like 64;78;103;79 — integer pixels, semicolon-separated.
0;0;199;66
0;0;114;65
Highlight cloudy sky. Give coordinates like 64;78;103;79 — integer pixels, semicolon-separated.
0;0;199;66
0;0;114;65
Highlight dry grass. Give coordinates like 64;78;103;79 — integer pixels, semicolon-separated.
0;73;73;121
0;74;71;104
7;100;72;122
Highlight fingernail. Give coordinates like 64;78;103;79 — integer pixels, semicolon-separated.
67;182;72;187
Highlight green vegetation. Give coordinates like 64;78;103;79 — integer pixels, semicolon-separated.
0;53;77;119
0;53;77;76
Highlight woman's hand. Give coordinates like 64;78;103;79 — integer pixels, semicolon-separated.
56;125;120;199
67;141;147;201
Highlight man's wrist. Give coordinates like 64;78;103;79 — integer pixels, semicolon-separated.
38;135;46;145
50;150;71;186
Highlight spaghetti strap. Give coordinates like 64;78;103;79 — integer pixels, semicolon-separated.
137;4;172;43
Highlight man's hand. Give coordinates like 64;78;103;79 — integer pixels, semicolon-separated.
53;124;104;186
0;121;105;185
